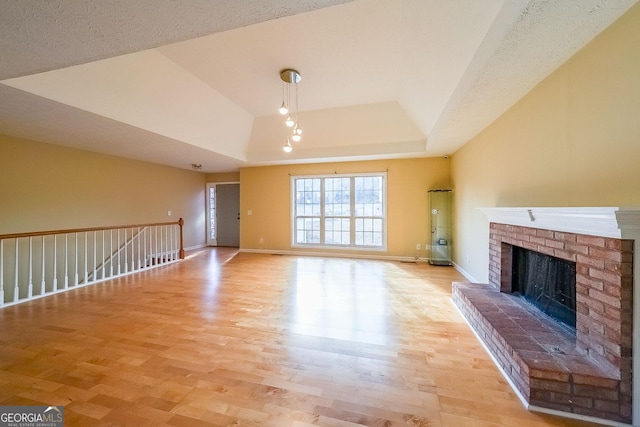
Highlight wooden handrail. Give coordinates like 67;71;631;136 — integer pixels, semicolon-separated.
0;219;182;240
0;219;185;260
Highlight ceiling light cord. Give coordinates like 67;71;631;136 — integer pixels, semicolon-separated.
285;80;294;126
292;82;302;142
279;81;288;115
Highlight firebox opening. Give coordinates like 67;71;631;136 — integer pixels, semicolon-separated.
511;245;577;329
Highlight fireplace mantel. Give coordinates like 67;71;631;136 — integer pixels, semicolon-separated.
478;207;640;239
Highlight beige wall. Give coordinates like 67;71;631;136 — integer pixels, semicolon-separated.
0;135;207;248
205;172;240;183
240;157;450;258
451;2;640;282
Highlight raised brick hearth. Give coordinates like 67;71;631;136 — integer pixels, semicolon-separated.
454;207;640;425
454;282;628;422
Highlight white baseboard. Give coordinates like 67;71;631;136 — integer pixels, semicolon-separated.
451;261;478;282
239;248;437;264
185;243;207;251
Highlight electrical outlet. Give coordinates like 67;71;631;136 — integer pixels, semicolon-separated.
259;237;264;244
416;243;421;250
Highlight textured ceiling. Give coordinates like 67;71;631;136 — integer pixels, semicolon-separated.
0;0;637;172
0;0;353;80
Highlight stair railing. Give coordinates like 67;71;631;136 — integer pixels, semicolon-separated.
0;218;184;308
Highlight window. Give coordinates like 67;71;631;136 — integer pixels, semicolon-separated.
292;173;386;249
206;183;217;246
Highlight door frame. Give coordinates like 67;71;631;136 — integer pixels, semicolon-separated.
206;181;240;247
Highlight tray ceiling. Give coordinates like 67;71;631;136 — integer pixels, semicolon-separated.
0;0;636;172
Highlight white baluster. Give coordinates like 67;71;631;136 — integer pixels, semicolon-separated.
168;225;173;261
171;225;175;260
28;237;33;298
83;232;88;284
136;227;141;271
130;228;135;272
172;225;176;260
143;228;147;268
161;226;165;264
174;224;178;260
159;226;163;264
154;227;158;265
64;234;68;289
117;230;121;275
168;225;172;261
1;240;4;306
93;231;97;282
109;230;113;277
74;233;79;286
53;235;58;291
124;228;128;274
41;235;45;295
101;230;106;280
14;239;19;302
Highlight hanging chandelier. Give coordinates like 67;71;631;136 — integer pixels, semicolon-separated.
279;69;302;152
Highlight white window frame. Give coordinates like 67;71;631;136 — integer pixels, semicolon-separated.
290;172;387;251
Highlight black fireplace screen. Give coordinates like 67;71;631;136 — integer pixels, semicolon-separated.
511;246;577;328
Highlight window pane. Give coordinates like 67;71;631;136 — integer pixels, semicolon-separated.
296;217;320;244
325;218;350;245
324;177;350;216
296;178;321;216
355;176;383;217
355;218;382;246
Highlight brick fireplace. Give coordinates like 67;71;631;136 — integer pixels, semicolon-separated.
453;207;640;425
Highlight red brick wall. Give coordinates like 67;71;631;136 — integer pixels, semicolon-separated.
488;222;633;416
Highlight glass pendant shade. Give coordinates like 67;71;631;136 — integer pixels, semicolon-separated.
283;139;292;152
285;115;295;127
279;102;288;115
292;133;301;142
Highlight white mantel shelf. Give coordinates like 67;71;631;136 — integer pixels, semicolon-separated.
478;207;640;239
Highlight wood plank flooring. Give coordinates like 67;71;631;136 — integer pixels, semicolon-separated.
0;248;600;426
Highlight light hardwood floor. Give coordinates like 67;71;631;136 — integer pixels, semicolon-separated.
0;248;600;426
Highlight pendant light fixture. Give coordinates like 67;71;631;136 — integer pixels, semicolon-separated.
285;115;295;127
279;69;303;152
291;124;301;142
283;138;292;153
